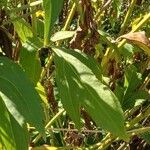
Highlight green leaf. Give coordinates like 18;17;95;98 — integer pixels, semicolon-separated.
10;115;28;150
114;85;125;105
0;97;28;150
0;0;7;8
121;43;134;59
12;18;33;43
53;47;128;140
0;98;16;150
20;38;42;85
123;90;149;109
43;0;64;45
140;132;150;144
37;19;44;39
51;31;75;42
0;57;44;132
122;65;142;109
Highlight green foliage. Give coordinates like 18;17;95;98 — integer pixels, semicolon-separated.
43;0;64;45
112;0;122;18
0;57;44;132
0;98;28;150
20;38;42;85
0;0;150;149
12;18;33;43
51;31;75;42
0;0;7;8
53;47;127;140
0;99;18;150
140;132;150;144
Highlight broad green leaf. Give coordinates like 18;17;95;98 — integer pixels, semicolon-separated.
0;57;44;132
0;98;16;150
12;18;33;43
20;38;42;85
51;31;75;42
0;97;28;150
10;115;28;150
53;47;128;140
43;0;64;45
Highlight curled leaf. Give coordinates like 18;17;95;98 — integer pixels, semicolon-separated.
118;31;150;57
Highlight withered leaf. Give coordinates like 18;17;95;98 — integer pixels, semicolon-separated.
119;31;150;57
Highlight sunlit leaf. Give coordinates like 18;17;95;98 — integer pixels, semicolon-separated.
53;47;128;140
12;18;33;43
51;31;75;42
9;115;28;150
0;57;44;132
0;98;16;150
20;38;42;85
0;98;28;150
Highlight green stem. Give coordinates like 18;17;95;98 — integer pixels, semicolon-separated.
95;0;112;22
32;109;65;144
62;3;76;31
89;133;112;149
119;0;137;35
124;106;140;119
126;106;150;129
40;3;76;82
73;0;84;24
40;55;53;82
127;127;150;136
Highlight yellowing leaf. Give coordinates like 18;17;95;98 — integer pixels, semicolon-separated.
119;31;150;57
36;83;48;106
29;145;63;150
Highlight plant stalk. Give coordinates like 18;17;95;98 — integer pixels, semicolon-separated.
90;106;150;149
127;127;150;136
119;0;137;35
40;3;76;82
32;109;65;144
